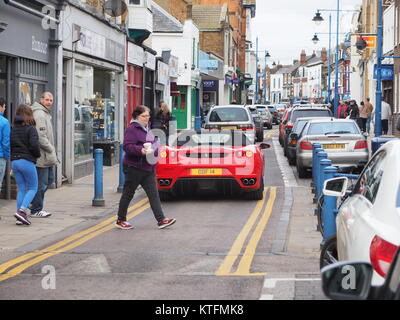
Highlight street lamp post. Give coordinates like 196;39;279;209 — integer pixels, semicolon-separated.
375;0;383;137
255;37;259;104
312;4;360;118
264;51;270;104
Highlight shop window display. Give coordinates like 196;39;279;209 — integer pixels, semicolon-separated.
74;63;117;163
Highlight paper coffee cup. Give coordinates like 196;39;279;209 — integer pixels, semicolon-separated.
143;143;152;150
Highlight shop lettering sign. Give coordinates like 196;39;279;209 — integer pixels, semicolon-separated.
32;36;48;55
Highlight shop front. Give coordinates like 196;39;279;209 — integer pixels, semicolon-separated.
0;0;65;197
62;4;125;181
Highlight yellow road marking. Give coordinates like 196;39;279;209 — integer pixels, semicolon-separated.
215;188;268;276
233;187;277;276
0;203;150;282
0;198;149;280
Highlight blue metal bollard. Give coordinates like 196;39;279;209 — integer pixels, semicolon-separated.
117;143;125;193
317;158;330;203
311;143;322;188
313;148;324;193
92;148;105;206
194;116;202;132
313;151;327;202
322;165;339;241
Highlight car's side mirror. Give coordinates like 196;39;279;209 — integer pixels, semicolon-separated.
259;143;271;150
323;177;349;197
321;261;373;300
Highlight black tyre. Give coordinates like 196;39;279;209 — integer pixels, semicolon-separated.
296;160;308;178
288;155;296;166
268;124;273;130
244;177;264;200
320;235;338;269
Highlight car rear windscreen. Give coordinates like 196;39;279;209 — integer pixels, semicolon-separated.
292;109;331;122
176;132;252;147
209;108;249;122
308;122;360;135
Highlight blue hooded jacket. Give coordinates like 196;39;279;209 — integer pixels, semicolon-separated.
0;111;10;160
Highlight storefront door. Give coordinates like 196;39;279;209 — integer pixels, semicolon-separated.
172;86;187;130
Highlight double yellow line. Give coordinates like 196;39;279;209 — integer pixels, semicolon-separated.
215;187;277;277
0;198;150;282
264;129;278;139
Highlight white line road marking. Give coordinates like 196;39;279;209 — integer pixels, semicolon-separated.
263;278;321;289
272;137;298;188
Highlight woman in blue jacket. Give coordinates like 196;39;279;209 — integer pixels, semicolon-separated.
0;97;10;193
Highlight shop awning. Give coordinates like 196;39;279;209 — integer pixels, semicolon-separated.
170;82;180;96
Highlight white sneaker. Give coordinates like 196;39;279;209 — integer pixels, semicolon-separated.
29;210;52;218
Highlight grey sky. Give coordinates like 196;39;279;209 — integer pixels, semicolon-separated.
251;0;363;66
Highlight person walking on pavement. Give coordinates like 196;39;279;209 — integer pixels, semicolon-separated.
0;97;10;194
347;100;360;123
11;104;41;226
154;101;172;145
381;98;392;135
30;92;58;218
364;98;374;134
116;105;176;230
358;101;368;133
337;100;348;119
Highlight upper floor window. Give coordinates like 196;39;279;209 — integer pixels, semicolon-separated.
129;0;141;5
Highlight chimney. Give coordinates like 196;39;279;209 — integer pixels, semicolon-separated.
300;50;306;64
187;3;193;20
320;47;327;62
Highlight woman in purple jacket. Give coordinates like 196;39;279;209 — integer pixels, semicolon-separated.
116;105;176;230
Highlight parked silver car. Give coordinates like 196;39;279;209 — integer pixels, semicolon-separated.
204;105;256;142
295;118;369;178
254;105;273;129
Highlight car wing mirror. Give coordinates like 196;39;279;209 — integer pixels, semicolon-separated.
323;177;349;197
321;261;373;300
259;143;271;150
289;133;298;141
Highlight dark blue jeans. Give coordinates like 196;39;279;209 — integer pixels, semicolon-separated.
30;166;55;214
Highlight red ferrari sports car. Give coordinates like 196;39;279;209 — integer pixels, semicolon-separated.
156;130;270;201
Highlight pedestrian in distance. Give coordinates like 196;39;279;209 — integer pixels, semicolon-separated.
154;101;172;145
358;101;368;133
115;105;176;230
337;100;348;119
11;104;41;226
0;97;10;195
365;98;374;133
30;92;58;218
381;98;392;135
347;100;360;122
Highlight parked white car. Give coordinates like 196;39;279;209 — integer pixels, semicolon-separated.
323;139;400;286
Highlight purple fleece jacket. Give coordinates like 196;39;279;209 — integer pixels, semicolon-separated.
123;121;160;172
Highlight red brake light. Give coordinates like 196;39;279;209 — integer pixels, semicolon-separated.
286;122;293;129
355;140;367;149
300;142;313;150
370;235;398;278
238;124;254;130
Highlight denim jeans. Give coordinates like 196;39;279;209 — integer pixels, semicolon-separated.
367;115;372;133
12;159;38;211
0;158;6;193
30;166;54;214
117;166;165;223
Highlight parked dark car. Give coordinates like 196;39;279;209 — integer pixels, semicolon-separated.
267;105;280;124
280;105;332;154
249;106;264;142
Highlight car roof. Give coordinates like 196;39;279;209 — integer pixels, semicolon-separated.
292;104;329;109
210;105;247;109
294;116;331;122
305;118;355;123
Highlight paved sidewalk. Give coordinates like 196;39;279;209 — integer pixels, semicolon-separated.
0;165;144;258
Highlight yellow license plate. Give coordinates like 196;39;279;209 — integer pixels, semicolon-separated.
190;168;223;176
220;126;237;130
323;144;345;149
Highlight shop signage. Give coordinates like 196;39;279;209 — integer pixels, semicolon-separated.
202;80;218;91
200;60;219;70
374;64;394;81
128;42;145;66
145;52;156;71
76;26;125;65
169;55;179;78
157;61;169;85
